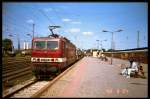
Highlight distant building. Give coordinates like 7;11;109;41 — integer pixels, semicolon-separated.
23;42;29;50
93;51;98;57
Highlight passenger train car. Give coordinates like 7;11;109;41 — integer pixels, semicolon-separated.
31;34;78;79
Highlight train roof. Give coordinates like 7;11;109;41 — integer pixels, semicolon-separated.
103;49;148;54
33;34;76;47
115;47;148;52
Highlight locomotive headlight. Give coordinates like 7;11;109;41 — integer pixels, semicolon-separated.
31;58;36;62
33;58;36;61
55;58;58;62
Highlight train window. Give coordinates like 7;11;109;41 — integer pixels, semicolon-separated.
34;41;46;49
47;41;58;50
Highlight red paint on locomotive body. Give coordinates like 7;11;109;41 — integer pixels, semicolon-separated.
32;50;62;58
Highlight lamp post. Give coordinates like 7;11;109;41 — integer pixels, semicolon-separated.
96;40;99;50
27;33;32;38
96;40;100;57
9;33;20;51
8;34;13;52
100;39;107;51
102;29;123;65
33;24;35;39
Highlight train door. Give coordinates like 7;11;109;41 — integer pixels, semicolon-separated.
62;41;66;57
65;42;69;66
62;41;67;67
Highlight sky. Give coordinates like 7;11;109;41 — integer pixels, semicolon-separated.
2;2;148;50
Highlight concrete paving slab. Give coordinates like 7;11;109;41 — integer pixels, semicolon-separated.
40;57;148;98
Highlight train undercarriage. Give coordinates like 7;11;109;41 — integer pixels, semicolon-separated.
31;62;65;80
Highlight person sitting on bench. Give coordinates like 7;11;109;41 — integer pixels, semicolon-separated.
138;65;145;78
126;61;139;78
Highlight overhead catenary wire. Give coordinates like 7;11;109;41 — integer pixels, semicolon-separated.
47;6;67;36
4;9;43;41
31;4;61;36
3;24;31;44
50;6;66;27
49;5;82;46
3;6;39;41
3;12;33;32
32;4;56;26
3;21;32;34
3;22;31;49
3;21;32;36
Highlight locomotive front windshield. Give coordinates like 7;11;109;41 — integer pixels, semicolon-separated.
35;41;46;49
47;41;58;50
34;41;58;50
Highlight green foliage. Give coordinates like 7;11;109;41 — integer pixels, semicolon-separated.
15;53;22;57
14;50;22;57
2;38;13;52
107;49;115;52
2;38;14;57
101;48;106;52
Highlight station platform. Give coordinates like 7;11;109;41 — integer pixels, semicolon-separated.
40;57;148;98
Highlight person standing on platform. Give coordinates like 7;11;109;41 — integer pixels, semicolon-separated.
129;56;134;68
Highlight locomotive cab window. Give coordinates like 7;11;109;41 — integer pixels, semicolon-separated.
47;41;58;50
34;41;46;49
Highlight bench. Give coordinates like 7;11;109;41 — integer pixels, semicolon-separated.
120;63;145;78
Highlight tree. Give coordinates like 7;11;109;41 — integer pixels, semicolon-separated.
2;38;13;53
101;48;106;52
107;49;115;52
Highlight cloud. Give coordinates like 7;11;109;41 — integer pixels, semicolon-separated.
66;28;80;33
26;19;34;24
62;18;82;25
59;6;68;9
71;21;82;24
43;8;52;12
62;18;71;22
82;31;93;36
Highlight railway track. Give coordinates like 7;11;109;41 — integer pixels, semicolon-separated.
2;67;32;82
2;57;33;92
3;77;37;98
3;58;81;98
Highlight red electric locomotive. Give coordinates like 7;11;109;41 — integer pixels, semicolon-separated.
31;26;77;79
